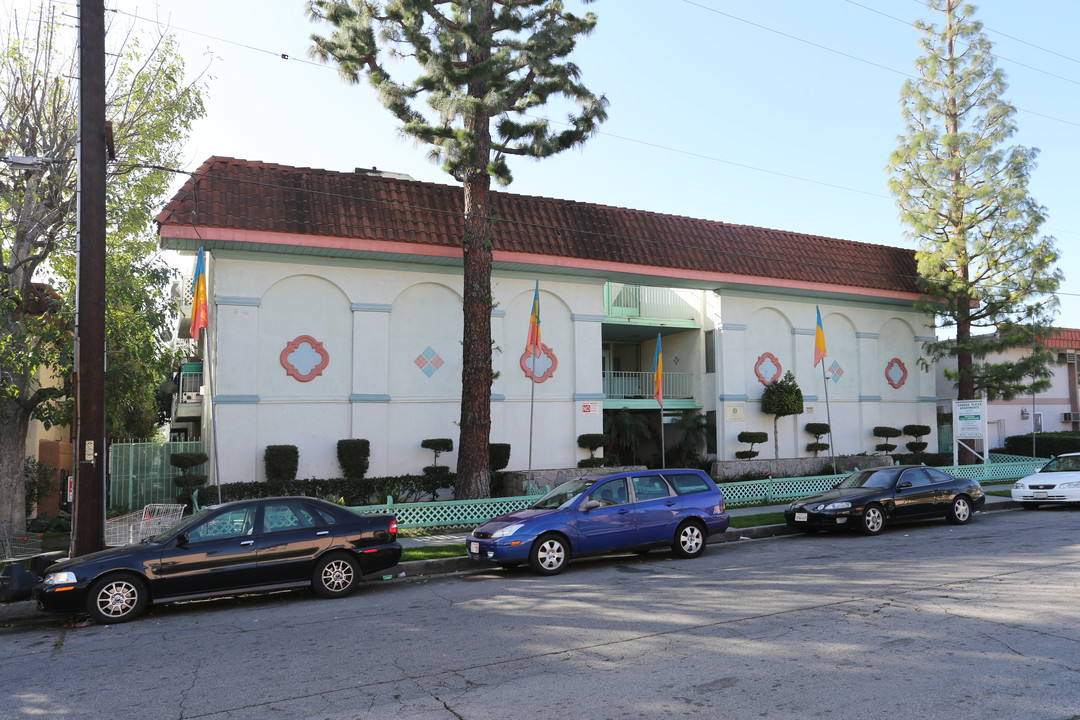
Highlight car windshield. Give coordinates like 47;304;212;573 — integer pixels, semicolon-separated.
1041;456;1080;473
148;507;212;543
529;479;596;510
836;469;897;489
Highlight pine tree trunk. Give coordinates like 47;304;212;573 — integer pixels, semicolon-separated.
454;2;494;500
0;398;31;529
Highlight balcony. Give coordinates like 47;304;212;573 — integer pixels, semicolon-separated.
604;283;701;326
173;368;203;420
603;371;694;402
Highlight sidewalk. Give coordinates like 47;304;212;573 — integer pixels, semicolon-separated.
1;494;1018;626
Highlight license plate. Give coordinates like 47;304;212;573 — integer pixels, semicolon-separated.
469;542;479;553
1034;492;1048;499
795;512;807;522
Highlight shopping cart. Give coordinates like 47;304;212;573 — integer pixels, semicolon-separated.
0;523;43;565
105;504;186;546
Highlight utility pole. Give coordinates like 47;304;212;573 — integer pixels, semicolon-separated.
71;0;107;557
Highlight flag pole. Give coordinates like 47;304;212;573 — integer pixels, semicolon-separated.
526;281;541;489
654;333;665;469
822;361;836;475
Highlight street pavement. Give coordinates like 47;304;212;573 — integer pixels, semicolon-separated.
0;494;1018;626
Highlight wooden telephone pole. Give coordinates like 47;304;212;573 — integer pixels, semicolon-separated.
71;0;107;557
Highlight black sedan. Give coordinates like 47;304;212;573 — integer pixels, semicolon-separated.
33;497;401;623
785;465;985;536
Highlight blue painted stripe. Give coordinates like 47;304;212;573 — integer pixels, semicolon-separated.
859;395;883;402
350;394;391;403
216;296;261;307
491;393;506;402
351;303;392;313
719;394;750;401
574;393;606;401
571;314;605;323
214;395;260;404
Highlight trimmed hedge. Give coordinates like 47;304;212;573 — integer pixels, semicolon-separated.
489;443;511;472
1003;432;1080;458
216;474;456;506
337;439;370;479
265;445;298;482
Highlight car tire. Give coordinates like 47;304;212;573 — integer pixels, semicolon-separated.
860;504;885;536
947;495;973;524
529;533;569;575
1021;502;1040;510
86;573;148;624
672;520;707;558
312;553;360;598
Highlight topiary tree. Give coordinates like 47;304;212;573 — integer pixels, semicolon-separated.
577;433;609;468
805;422;831;457
903;424;931;455
337;439;371;479
264;445;299;483
873;426;903;456
489;443;511;473
171;451;209;510
761;371;804;459
420;438;455;500
736;431;768;460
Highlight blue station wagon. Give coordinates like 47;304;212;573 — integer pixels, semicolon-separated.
468;469;730;575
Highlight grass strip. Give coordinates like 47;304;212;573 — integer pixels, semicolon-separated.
401;544;467;562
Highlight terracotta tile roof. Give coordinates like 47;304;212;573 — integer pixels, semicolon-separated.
1046;328;1080;349
157;157;920;296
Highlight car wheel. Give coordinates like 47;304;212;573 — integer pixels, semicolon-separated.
860;504;885;536
529;533;569;575
312;553;359;598
86;573;148;624
947;495;973;524
1021;502;1041;510
672;521;707;558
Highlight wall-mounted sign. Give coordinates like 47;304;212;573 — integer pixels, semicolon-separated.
580;401;601;416
726;403;745;422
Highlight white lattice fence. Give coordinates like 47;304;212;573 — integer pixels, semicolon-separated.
352;494;543;529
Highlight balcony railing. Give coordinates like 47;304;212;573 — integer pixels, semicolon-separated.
605;283;700;324
603;371;694;400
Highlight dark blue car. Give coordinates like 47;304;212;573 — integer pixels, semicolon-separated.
468;469;730;575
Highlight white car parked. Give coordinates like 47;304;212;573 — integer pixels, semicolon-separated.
1012;453;1080;509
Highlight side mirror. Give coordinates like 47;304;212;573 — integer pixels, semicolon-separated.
897;481;913;490
176;533;190;547
581;500;601;511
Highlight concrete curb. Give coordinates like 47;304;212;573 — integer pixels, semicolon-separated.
0;498;1021;627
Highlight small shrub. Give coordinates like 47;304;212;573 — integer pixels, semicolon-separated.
577;457;607;469
265;445;299;482
337;439;371;479
902;424;931;455
805;422;830;457
736;431;768;460
873;426;902;455
489;443;511;472
577;433;609;459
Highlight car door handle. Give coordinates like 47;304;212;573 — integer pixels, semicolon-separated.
665;501;677;506
316;530;329;536
240;540;254;546
617;509;630;514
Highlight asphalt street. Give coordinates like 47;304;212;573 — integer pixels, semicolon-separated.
2;500;1077;720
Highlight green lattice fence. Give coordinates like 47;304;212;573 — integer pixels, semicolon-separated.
351;493;545;529
349;457;1047;529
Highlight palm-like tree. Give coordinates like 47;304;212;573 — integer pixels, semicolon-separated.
604;411;652;465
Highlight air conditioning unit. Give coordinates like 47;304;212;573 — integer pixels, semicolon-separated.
1062;412;1080;423
182;392;200;404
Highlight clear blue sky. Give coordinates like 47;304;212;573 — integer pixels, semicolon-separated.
121;0;1079;325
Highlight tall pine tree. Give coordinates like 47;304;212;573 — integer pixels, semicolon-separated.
308;1;607;498
887;0;1060;404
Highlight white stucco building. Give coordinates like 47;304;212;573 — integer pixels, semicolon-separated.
158;157;939;484
936;328;1080;449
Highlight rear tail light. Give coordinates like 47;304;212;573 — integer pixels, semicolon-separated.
389;519;398;536
719;496;725;514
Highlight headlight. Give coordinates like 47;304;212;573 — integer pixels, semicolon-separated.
43;571;77;586
1013;482;1026;490
1058;481;1080;489
824;501;851;511
491;523;524;539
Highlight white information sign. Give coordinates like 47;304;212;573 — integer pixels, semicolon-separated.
955;399;987;439
579;401;601;417
953;398;988;465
